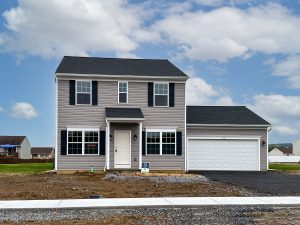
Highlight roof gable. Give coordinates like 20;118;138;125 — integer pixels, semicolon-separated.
186;106;271;126
56;56;188;78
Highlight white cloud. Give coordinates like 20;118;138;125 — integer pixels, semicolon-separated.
248;94;300;136
10;102;38;119
0;106;4;112
185;67;234;105
271;55;300;89
0;0;159;58
154;3;300;62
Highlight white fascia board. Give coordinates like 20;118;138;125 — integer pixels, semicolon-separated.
55;73;188;81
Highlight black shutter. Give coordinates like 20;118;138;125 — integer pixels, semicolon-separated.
142;131;146;155
100;131;106;155
169;83;175;107
69;80;75;105
92;81;98;105
61;130;67;155
148;82;153;107
176;131;182;156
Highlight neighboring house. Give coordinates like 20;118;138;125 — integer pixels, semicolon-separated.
294;139;300;156
0;136;32;159
269;147;294;156
31;147;54;159
55;56;271;171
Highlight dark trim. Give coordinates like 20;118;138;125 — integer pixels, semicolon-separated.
169;83;175;107
92;81;98;105
176;131;182;156
100;131;106;155
61;130;67;155
69;80;75;105
142;131;146;155
148;82;153;107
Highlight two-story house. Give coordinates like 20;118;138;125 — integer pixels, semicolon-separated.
55;56;271;171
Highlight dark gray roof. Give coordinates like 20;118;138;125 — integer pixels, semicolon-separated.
0;136;26;145
31;147;53;154
106;107;144;119
56;56;188;78
186;106;271;126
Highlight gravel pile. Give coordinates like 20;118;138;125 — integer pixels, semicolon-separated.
0;206;269;224
104;173;209;184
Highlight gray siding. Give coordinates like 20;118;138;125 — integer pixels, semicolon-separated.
19;137;32;159
57;79;186;170
186;127;268;171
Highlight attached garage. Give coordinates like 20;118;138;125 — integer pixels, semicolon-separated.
187;138;260;171
186;106;271;171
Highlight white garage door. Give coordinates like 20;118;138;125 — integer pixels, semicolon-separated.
187;139;260;171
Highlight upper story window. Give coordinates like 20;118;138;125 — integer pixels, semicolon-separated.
118;81;128;104
76;80;91;105
154;83;169;107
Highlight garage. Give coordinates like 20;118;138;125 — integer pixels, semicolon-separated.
187;138;260;171
186;106;271;171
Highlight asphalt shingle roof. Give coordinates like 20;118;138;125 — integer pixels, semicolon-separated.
0;136;26;145
56;56;188;78
186;106;271;125
31;147;53;154
106;107;144;119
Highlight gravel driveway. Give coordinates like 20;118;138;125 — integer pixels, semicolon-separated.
1;207;300;224
200;171;300;195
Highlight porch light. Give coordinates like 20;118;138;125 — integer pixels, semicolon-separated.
262;140;266;146
134;134;137;140
110;134;112;139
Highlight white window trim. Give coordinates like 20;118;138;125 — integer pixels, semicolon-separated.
67;128;99;155
75;80;92;105
118;81;128;104
146;129;176;156
153;82;169;107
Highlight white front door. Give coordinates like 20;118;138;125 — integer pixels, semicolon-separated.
114;130;131;168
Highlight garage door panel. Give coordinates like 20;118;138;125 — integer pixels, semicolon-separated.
187;139;259;171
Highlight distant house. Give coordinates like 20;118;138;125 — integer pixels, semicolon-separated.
269;147;294;156
294;139;300;156
31;147;54;159
0;136;32;159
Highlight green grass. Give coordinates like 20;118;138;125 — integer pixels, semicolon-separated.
0;163;53;174
269;163;300;170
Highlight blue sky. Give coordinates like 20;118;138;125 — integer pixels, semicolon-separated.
0;0;300;146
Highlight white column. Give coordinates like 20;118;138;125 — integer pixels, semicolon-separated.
106;121;110;169
139;122;142;169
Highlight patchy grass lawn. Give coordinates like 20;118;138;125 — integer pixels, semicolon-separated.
269;163;300;170
0;163;53;174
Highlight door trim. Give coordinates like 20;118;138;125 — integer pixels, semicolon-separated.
187;136;261;171
114;130;131;168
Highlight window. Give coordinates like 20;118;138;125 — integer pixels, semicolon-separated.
146;130;176;155
162;132;176;154
67;129;99;155
154;83;169;107
84;131;99;154
76;80;91;105
118;81;128;103
146;132;160;154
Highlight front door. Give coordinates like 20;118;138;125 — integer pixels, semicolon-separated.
114;130;131;168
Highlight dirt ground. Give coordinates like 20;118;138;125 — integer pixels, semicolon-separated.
0;172;248;200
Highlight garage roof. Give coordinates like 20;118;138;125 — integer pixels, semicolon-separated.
56;56;188;78
186;106;271;126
